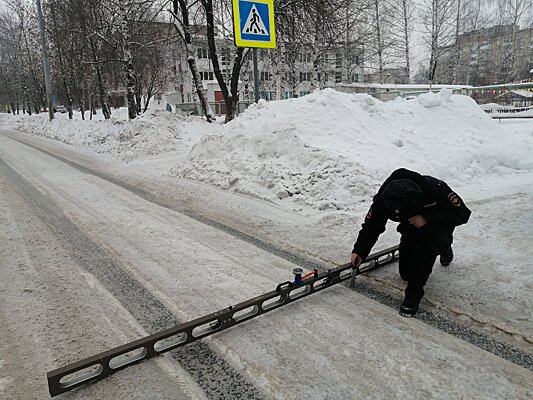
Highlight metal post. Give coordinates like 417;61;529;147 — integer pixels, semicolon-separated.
35;0;54;121
253;48;260;103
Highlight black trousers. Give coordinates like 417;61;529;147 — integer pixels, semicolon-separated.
399;226;441;302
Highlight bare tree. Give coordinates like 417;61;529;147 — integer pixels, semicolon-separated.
450;0;462;84
6;0;47;113
48;0;74;118
372;0;386;82
276;0;305;96
170;0;214;122
132;24;175;113
117;0;137;119
421;0;456;83
0;9;23;113
201;0;249;122
390;0;415;82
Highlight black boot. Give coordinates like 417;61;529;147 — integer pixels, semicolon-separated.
440;245;453;266
399;297;420;317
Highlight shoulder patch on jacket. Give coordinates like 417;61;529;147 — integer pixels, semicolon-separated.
448;192;461;207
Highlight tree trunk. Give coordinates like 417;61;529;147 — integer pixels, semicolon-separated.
203;0;239;122
428;4;436;82
118;0;137;120
20;18;46;111
451;0;461;84
374;0;384;84
402;0;411;83
90;82;96;120
78;82;86;120
50;5;74;119
142;80;155;113
135;74;142;114
172;0;213;122
23;83;31;115
229;48;245;121
89;38;110;119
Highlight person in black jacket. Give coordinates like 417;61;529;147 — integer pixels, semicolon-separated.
351;168;471;317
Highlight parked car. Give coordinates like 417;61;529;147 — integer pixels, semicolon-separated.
55;105;67;113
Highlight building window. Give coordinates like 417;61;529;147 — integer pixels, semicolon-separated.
351;74;359;83
336;53;342;69
323;53;329;64
199;71;214;80
299;53;311;63
197;48;208;59
299;91;310;97
335;72;342;83
284;91;293;99
187;93;192;102
221;54;229;66
261;71;272;81
299;72;312;82
262;91;273;100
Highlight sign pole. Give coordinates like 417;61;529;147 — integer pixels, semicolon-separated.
232;0;275;104
253;48;260;103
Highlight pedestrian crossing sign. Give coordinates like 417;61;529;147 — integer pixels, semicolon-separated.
233;0;276;48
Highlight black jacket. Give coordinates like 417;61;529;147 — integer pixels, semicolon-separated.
353;168;471;260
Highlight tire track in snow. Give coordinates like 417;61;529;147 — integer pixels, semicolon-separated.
6;134;533;373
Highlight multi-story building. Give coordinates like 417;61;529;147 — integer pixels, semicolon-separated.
167;28;364;109
436;24;533;86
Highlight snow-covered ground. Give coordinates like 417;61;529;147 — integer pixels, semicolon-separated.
0;89;532;397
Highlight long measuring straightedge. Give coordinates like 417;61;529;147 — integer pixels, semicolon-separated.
47;245;399;397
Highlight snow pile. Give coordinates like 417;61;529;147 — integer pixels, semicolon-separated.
3;88;532;211
171;88;533;210
0;109;215;161
173;127;376;211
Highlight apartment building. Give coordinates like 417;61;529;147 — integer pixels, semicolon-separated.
437;24;533;86
169;29;364;106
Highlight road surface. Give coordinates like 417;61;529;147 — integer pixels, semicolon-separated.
0;130;531;399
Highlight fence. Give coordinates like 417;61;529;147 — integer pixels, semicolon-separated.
173;83;533;118
175;101;251;117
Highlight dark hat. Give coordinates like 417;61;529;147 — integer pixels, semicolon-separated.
382;179;423;217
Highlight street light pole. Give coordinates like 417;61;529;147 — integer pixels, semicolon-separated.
35;0;54;121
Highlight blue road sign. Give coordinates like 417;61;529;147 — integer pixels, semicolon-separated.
233;0;276;48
